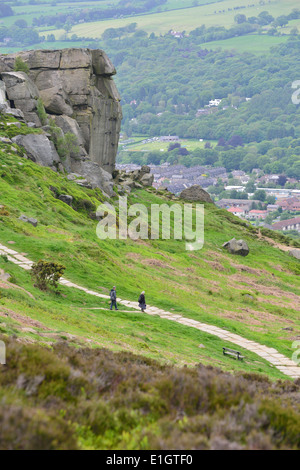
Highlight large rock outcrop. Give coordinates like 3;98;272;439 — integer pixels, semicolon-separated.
222;238;249;257
12;134;61;171
0;48;122;194
180;185;214;203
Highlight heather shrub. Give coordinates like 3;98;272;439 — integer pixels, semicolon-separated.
31;260;66;291
1;338;300;450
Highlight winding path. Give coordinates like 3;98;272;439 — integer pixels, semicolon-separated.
1;242;300;379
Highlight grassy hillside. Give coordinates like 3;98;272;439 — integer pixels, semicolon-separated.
0;113;300;377
1;114;300;449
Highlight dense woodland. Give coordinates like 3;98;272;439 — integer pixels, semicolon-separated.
98;27;300;178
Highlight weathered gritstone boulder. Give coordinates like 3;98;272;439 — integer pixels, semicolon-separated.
223;238;249;257
113;165;154;191
1;71;41;126
180;185;214;203
0;269;11;282
0;48;122;178
19;214;38;227
289;249;300;260
12;134;60;170
0;79;25;119
72;160;116;197
140;173;154;187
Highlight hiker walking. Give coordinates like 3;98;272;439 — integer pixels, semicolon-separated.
110;286;118;311
138;291;146;312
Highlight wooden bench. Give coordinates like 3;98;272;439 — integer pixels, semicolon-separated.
223;347;244;361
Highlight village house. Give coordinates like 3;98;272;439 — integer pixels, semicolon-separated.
206;99;222;108
227;207;245;217
272;216;300;232
231;170;246;179
277;197;300;212
258;174;280;184
247;210;268;220
216;199;261;214
170;30;185;38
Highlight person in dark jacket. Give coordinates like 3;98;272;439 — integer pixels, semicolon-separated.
110;286;118;310
138;291;146;312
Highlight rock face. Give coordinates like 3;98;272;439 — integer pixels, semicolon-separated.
223;238;249;257
12;134;61;170
180;185;214;203
1;71;41;126
0;48;122;195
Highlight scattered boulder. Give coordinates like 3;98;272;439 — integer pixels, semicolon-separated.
12;134;60;170
58;195;73;206
113;165;154;190
0;269;11;282
180;185;214;203
0;137;12;144
223;238;249;257
19;214;38;227
73;160;116;197
289;249;300;260
140;165;151;175
140;173;154;187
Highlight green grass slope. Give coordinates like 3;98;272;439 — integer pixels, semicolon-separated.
1;113;300;449
0;113;300;380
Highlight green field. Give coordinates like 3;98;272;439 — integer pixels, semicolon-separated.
0;0;119;28
120;137;217;152
45;0;300;39
202;34;289;53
